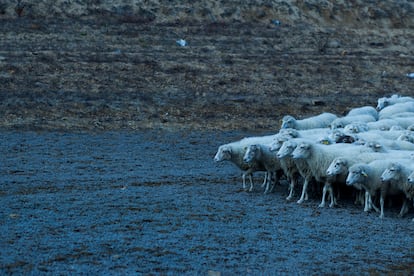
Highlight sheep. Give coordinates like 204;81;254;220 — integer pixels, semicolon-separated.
380;161;414;218
328;129;356;144
346;105;379;120
389;125;406;131
326;155;370;207
390;112;414;119
376;94;414;111
405;172;414;211
346;159;411;218
347;117;414;132
343;122;370;133
243;144;284;194
280;112;337;130
398;132;414;143
390;117;414;129
351;129;411;142
214;134;279;191
408;170;414;182
326;151;413;208
291;140;374;208
379;102;414;119
363;139;414;151
330;115;377;130
276;138;315;203
275;128;334;146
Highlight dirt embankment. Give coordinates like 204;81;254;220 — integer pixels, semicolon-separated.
0;1;413;131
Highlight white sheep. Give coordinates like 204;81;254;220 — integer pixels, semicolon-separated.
328;129;357;144
291;141;374;208
280;112;337;130
276;138;315;203
390;112;414;118
406;172;414;212
348;118;414;132
378;102;414;119
363;139;414;151
343;122;370;133
347;105;379;120
326;151;413;209
352;129;411;142
398;132;414;143
376;94;414;111
390;117;414;129
346;159;411;218
276;128;337;147
330;115;377;129
214;134;278;191
243;143;283;194
380;161;414;218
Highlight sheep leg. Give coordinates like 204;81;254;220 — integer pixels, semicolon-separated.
261;172;268;188
379;195;385;219
354;190;364;206
248;174;254;192
319;183;328;208
328;183;336;208
368;193;380;213
364;191;380;212
264;172;272;194
267;172;278;194
297;178;309;204
364;191;370;212
271;171;282;193
398;198;409;218
286;178;296;201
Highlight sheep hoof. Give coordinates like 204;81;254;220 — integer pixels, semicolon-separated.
318;203;325;208
297;199;304;204
286;196;292;201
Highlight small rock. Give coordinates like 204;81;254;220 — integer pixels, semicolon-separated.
176;39;187;47
327;39;341;48
406;73;414;78
271;19;281;26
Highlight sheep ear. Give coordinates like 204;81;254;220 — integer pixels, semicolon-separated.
321;139;330;145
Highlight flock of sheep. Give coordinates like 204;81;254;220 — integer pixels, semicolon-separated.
214;94;414;220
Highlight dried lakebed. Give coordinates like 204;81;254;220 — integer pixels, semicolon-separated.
1;130;414;274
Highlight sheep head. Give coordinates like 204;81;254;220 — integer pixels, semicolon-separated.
214;145;232;162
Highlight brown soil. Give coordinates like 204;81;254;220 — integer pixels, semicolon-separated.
0;1;413;131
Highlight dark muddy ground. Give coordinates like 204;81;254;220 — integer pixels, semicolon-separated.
1;130;414;275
